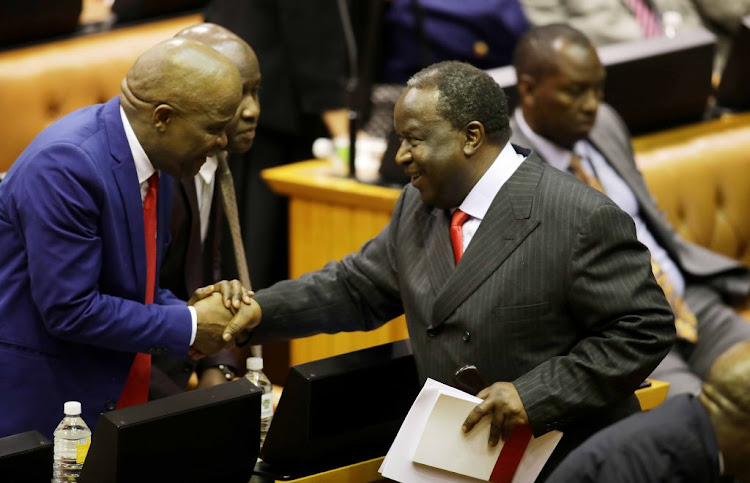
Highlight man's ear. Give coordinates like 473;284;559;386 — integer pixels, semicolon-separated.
517;73;536;108
463;121;484;156
153;104;174;132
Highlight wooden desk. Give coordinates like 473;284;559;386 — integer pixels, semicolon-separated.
270;456;386;483
262;160;406;367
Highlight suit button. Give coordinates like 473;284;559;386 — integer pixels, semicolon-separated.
473;40;489;59
426;328;438;337
462;330;471;342
105;400;116;411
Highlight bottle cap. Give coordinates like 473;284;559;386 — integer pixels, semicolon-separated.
64;401;81;416
247;357;263;371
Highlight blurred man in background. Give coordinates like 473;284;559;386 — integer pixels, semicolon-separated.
509;23;750;398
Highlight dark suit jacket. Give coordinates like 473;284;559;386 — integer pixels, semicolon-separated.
203;0;349;290
510;104;750;304
547;394;721;482
251;151;675;473
0;97;191;438
154;156;236;399
204;0;348;137
160;173;223;302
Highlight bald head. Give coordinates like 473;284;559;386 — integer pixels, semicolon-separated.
123;37;240;116
513;23;594;79
513;24;605;149
174;23;262;154
175;23;258;74
120;38;242;178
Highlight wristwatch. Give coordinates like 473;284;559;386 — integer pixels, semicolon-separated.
212;364;236;381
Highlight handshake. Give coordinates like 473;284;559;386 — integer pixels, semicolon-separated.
187;280;262;357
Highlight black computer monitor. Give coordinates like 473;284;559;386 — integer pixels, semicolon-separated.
79;379;261;483
715;16;750;110
487;28;716;136
0;430;52;483
486;63;519;113
256;339;420;480
597;27;716;134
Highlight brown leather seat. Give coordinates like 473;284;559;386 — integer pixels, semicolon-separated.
634;112;750;320
0;13;202;174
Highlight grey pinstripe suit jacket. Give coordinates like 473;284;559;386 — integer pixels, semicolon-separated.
252;151;674;442
510;105;750;304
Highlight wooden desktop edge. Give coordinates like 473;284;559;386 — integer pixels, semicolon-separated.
261;160;400;212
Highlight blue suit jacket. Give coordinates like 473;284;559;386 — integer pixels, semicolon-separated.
0;97;192;438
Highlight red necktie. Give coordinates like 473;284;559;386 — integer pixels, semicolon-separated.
118;172;158;408
450;209;470;265
624;0;662;37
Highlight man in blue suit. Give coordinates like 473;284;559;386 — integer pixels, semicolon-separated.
0;38;257;439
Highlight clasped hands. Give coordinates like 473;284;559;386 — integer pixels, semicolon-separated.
187;279;262;358
462;381;530;447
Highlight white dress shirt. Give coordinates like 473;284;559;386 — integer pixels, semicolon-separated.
194;156;218;245
454;141;527;254
120;106;197;345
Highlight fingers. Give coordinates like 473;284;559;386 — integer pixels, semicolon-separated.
222;299;261;342
219;280;232;309
231;279;245;310
488;418;503;447
188;284;216;306
213;279;252;310
462;401;489;434
500;415;515;443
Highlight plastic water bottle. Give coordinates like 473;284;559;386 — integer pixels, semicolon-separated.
52;401;91;483
312;135;387;182
245;357;273;446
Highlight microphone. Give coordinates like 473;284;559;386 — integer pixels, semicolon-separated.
335;0;359;179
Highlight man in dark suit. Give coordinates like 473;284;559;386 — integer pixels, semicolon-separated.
508;23;750;398
225;60;675;478
204;0;350;291
548;340;750;482
151;23;262;398
0;38;257;438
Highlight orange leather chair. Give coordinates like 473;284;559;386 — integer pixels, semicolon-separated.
634;112;750;320
0;13;202;174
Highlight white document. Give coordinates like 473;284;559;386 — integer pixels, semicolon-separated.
379;378;562;483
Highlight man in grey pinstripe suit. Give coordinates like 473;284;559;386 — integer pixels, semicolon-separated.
508;24;750;403
227;60;675;479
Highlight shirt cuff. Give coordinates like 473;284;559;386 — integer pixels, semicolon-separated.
188;306;197;346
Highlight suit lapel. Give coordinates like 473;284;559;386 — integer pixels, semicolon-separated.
422;207;455;296
429;157;542;329
106;98;147;296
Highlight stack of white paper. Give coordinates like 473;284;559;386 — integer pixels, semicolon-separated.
379;378;562;483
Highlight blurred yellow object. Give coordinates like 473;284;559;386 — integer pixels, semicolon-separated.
635;379;670;410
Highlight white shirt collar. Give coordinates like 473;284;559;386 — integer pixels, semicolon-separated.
514;109;578;171
458;141;526;221
198;155;219;185
119;105;155;186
